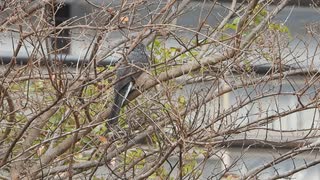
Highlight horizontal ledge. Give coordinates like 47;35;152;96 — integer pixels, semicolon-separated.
0;55;120;67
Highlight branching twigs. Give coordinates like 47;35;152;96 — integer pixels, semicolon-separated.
0;84;15;145
33;119;167;178
10;106;59;177
243;139;320;179
0;0;50;27
1;0;317;179
30;0;289;177
0;97;62;168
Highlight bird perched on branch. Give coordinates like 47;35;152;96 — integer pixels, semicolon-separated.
107;43;150;126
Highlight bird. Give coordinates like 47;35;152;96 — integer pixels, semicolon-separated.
107;43;149;126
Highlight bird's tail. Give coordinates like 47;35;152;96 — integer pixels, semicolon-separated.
108;94;122;125
107;82;133;126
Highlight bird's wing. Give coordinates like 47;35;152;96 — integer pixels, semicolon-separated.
107;43;149;126
121;81;133;106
